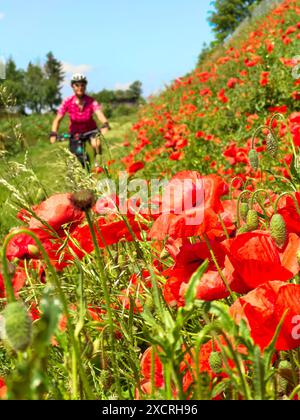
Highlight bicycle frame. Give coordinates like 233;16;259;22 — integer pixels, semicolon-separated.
57;128;102;171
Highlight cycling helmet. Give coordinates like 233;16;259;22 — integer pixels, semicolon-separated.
71;73;88;85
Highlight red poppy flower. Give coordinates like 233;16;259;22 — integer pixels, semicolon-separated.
223;143;248;166
260;71;270;86
28;193;84;233
5;228;74;272
162;241;240;305
6;230;39;261
149;173;228;241
244;57;260;67
224;231;295;292
69;215;147;258
182;336;248;384
0;267;27;298
279;233;300;276
227;78;239;89
230;281;300;351
217;88;229;103
127;161;145;175
169;151;184;161
277;192;300;235
139;347;165;390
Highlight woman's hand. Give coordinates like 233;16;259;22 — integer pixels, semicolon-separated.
50;135;57;144
50;115;63;144
95;109;110;135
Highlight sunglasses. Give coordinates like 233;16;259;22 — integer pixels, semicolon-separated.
73;83;86;88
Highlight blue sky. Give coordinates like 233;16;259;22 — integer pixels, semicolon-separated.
0;0;214;97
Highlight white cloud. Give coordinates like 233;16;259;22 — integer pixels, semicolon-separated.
114;82;132;91
62;62;93;75
0;12;5;20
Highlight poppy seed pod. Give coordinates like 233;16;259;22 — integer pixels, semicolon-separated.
246;209;259;231
209;351;223;374
71;190;96;212
240;203;249;222
249;149;259;171
270;214;287;248
266;132;278;157
3;302;32;352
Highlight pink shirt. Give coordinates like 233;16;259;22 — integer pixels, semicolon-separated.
57;95;101;134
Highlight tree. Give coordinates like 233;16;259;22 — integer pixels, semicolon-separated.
208;0;260;43
44;52;64;111
92;89;116;104
0;58;27;113
128;81;143;101
24;62;47;113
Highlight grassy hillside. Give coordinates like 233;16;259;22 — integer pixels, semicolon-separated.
122;0;300;183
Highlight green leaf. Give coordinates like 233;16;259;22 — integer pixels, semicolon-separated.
184;259;209;307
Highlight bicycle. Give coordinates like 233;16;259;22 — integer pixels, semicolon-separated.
57;128;103;171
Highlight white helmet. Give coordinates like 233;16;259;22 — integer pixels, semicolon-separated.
71;73;88;85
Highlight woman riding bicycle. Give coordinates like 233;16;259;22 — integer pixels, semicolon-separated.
50;73;110;167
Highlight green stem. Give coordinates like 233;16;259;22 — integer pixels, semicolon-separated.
274;192;300;215
1;238;17;303
72;348;78;400
164;359;173;400
270;113;298;160
251;125;271;150
217;333;252;400
203;234;236;302
229;176;245;200
218;214;230;240
249;189;274;211
85;211;121;395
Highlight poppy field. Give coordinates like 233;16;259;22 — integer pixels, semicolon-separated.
0;0;300;401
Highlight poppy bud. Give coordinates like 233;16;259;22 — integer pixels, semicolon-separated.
28;244;40;257
35;188;46;203
3;302;32;352
270;214;287;248
266;132;278;157
209;351;223;374
246;209;259;231
240;203;249;222
71;190;96;211
249;149;259;171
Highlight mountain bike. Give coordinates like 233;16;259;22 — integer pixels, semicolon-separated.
57;128;103;171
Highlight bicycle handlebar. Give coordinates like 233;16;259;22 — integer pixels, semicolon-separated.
56;126;110;142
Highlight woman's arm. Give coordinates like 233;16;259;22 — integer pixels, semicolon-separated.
94;109;110;135
50;114;64;144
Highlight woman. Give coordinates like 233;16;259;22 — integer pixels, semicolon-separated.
50;73;109;166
